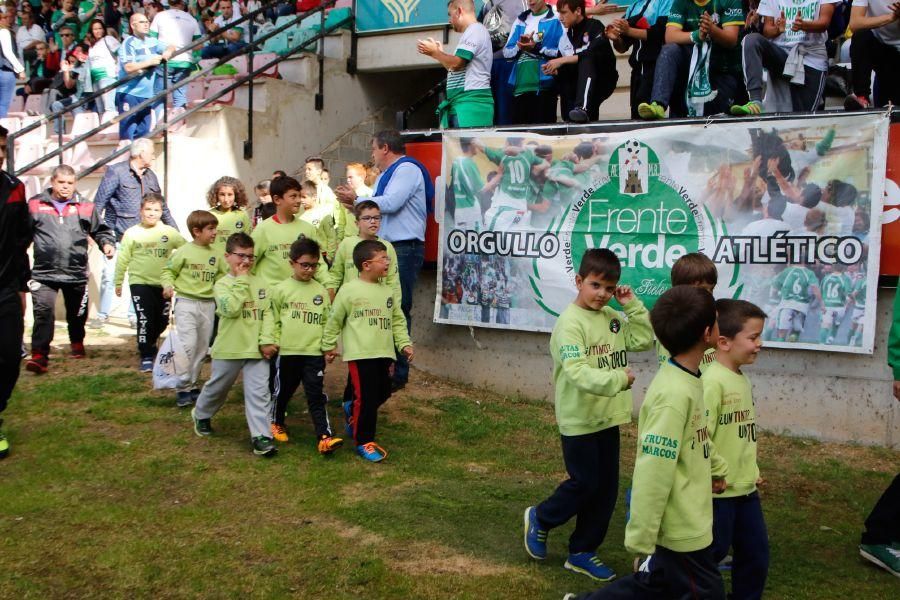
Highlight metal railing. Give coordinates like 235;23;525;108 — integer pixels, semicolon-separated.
7;0;354;195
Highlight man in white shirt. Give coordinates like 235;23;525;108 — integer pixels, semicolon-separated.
201;0;248;59
844;0;900;109
149;0;200;108
16;6;45;65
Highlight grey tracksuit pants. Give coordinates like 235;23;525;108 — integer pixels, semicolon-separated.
194;358;273;439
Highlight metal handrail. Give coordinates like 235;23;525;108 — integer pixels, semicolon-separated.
7;0;348;177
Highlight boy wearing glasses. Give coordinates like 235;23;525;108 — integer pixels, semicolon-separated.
268;237;342;454
191;232;279;457
325;200;400;303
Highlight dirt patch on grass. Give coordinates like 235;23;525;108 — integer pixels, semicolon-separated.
388;541;518;577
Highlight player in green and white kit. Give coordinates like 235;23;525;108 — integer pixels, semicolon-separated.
819;264;853;344
771;263;821;342
450;139;486;230
478;138;546;231
848;275;867;347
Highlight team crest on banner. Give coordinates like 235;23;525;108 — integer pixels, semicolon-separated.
435;114;889;354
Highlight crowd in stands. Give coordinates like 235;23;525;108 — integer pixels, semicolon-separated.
426;0;899;128
0;0;332;138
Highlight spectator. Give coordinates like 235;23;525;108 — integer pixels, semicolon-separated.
346;162;372;198
48;47;88;134
732;0;839;115
150;0;200;111
0;124;30;460
544;0;618;123
20;40;59;98
335;130;433;391
52;0;81;47
0;5;25;118
114;0;133;38
637;0;745;119
16;4;46;65
92;137;177;327
481;0;529;125
417;0;494;128
201;0;246;59
57;24;79;62
142;0;164;23
502;0;573;124
116;12;174;140
844;0;900;109
78;0;103;39
37;0;56;34
86;17;119;113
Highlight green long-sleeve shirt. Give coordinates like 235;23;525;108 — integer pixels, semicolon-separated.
210;207;252;253
270;277;330;356
321;279;411;361
625;360;718;555
250;215;328;286
656;341;717;372
299;204;337;263
160;241;226;299
114;223;185;287
549;299;654;436
325;235;401;301
211;273;275;359
703;361;759;497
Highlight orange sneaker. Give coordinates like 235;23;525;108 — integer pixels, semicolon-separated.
270;423;289;443
317;435;343;455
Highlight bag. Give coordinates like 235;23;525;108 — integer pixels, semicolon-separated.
481;0;524;52
152;329;190;390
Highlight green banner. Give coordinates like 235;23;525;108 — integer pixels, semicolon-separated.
356;0;484;33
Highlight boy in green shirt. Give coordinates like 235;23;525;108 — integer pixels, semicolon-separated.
114;193;185;371
269;238;343;455
161;210;226;407
191;232;279;457
704;298;769;600
251;176;328;287
818;263;852;345
524;249;654;582
848;274;867;347
298;179;337;266
571;286;726;599
771;262;821;342
322;240;413;463
326;201;401;303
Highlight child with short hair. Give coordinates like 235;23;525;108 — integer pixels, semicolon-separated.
326;200;400;302
298;179;337;265
322;239;413;463
524;248;653;582
705;298;769;600
115;193;186;371
656;252;719;370
250;179;275;228
207;176;251;253
251;175;328;287
161;210;226;407
269;237;343;454
572;285;727;600
191;232;279;457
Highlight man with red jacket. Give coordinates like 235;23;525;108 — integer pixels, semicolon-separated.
0;125;30;458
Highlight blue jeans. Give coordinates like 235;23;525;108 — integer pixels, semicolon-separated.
0;70;16;118
200;41;247;60
651;43;744;117
392;240;424;384
116;92;153;140
154;64;193;109
94;75;117;114
711;492;769;600
50;96;84;134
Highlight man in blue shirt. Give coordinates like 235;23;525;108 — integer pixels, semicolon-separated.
336;130;430;390
116;12;175;140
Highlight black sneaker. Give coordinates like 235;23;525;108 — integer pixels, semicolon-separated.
252;436;278;457
176;391;194;408
568;107;589;123
191;408;212;436
390;380;406;393
190;388;201;402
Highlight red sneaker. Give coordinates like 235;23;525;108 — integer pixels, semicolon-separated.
844;94;871;111
26;354;48;374
70;342;86;359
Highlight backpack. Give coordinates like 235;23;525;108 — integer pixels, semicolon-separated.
480;0;525;52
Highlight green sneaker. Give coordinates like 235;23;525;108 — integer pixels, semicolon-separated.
252;436;277;457
637;102;666;120
730;101;763;116
191;408;212;437
860;543;900;577
0;419;9;459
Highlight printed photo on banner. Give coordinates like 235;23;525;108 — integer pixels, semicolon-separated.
433;114;889;354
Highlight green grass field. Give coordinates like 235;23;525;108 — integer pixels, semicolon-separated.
1;344;898;598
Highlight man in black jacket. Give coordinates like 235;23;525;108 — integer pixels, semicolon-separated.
0;125;30;458
25;165;115;375
542;0;618;123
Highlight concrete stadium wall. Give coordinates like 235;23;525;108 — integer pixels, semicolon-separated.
409;270;900;448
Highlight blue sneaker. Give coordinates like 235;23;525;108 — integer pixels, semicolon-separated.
523;506;548;560
564;552;616;582
140;357;153;372
343;400;353;437
356;442;386;462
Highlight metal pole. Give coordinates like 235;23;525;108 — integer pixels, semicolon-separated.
316;6;324;111
245;18;254;160
6;134;13;174
163;60;169;201
57;113;63;166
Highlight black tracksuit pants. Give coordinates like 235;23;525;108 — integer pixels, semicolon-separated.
560;37;618;121
270;354;332;437
861;473;900;545
131;284;170;360
347;358;392;445
0;285;23;414
30;280;88;356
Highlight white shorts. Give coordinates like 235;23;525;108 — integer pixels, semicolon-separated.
851;306;865;326
777;308;806;333
484;206;529;232
821;307;843;329
454;205;484;230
